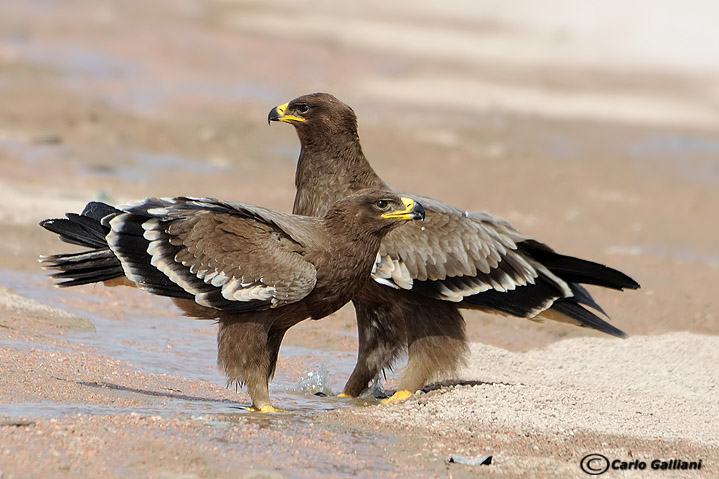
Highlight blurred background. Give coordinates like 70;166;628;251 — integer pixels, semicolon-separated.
1;0;718;350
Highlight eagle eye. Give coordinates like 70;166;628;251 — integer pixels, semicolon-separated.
296;104;310;113
375;200;389;209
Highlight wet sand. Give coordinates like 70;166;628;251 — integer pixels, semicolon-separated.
1;1;718;477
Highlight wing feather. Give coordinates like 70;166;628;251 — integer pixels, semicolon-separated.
107;197;317;312
372;194;568;313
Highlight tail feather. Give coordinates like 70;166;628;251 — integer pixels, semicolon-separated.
42;249;117;268
39;202;125;287
80;201;121;221
41;250;125;286
40;217;103;249
567;283;607;316
549;299;628;338
519;240;637;337
40;202;121;249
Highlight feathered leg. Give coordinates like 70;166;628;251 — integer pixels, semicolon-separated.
217;319;280;412
341;292;407;397
385;298;468;403
267;327;289;381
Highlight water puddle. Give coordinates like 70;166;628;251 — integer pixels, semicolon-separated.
76;148;226;183
535;130;719;185
0;265;416;475
544;133;581;160
0;138;225;184
0;138;67;167
618;132;719;183
0;270;364;419
0;35;280;114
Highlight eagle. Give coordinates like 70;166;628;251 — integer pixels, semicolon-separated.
269;93;640;403
39;189;425;411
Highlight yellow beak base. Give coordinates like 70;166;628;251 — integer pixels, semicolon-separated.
382;197;425;221
269;103;306;123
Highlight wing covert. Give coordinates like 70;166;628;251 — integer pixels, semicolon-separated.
108;197;317;311
371;195;555;302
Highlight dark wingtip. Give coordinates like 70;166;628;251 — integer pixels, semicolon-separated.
552;300;628;339
624;277;641;290
607;268;641;291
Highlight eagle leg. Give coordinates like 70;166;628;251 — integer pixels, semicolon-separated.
396;299;468;396
341;297;407;397
217;319;278;411
266;326;289;382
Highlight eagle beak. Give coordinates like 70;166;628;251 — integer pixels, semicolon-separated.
382;197;425;221
268;103;306;125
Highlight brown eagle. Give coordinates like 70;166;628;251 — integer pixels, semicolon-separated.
40;190;424;411
269;93;640;403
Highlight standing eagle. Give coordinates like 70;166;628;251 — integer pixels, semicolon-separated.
269;93;640;403
40;189;424;411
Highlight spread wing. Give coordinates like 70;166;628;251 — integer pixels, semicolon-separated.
372;194;570;316
106;197;317;311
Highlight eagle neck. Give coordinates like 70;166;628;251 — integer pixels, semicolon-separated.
303;212;384;318
319;210;384;276
293;135;387;217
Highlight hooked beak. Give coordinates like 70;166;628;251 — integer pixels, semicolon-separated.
382;197;425;221
268;103;306;125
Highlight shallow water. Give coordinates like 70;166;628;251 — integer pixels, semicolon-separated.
0;34;280;115
619;133;719;184
0;270;362;419
538;130;719;184
0;139;226;185
77;149;226;183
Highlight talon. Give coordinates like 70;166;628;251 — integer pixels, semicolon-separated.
246;404;287;413
337;392;353;398
381;390;413;404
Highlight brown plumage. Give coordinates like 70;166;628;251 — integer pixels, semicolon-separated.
269;93;640;401
39;190;425;411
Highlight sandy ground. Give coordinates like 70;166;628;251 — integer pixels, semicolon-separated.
1;0;718;477
330;333;718;477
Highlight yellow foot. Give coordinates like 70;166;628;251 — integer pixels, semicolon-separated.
246;404;287;413
381;390;413;404
337;392;353;398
